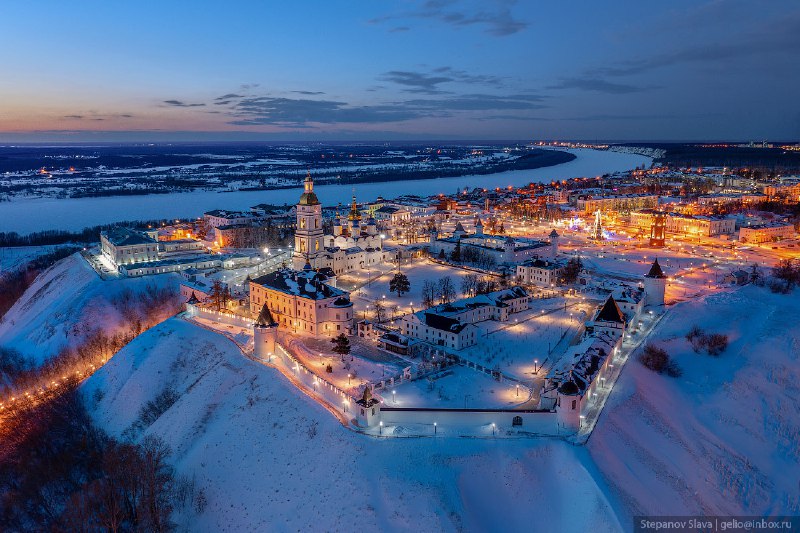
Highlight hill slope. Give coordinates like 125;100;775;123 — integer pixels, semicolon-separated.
83;317;623;532
589;285;800;519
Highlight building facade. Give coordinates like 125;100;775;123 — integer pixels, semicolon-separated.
249;265;354;337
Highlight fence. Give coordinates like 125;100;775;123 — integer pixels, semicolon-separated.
379;407;559;435
188;304;254;328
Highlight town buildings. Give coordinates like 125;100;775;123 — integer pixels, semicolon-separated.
739;222;796;243
429;221;557;265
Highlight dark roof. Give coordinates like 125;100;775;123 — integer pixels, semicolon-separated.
645;258;666;278
595;296;626;324
454;222;466;233
101;227;156;247
549;229;559;237
423;313;468;333
557;379;580;396
251;268;345;300
186;291;200;305
255;304;277;327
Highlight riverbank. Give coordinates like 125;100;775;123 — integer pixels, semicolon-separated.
0;148;651;235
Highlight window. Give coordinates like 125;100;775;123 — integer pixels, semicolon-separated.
571;399;576;410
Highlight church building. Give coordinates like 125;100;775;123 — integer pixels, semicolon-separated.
292;173;394;274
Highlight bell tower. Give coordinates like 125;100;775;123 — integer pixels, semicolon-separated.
293;172;324;270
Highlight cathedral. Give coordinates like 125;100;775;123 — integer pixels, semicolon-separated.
292;174;393;274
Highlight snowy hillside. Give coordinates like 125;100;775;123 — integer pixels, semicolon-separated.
589;285;800;519
0;253;179;364
84;317;624;532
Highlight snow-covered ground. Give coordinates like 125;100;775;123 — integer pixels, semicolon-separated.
82;317;624;532
2;247;797;529
0;253;179;364
0;148;650;234
0;245;59;271
589;285;800;519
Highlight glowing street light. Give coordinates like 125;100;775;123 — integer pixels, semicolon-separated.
434;422;437;434
379;421;384;435
392;389;396;402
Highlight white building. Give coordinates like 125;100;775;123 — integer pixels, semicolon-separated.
249;264;354;337
203;209;260;231
100;227;159;266
401;287;530;350
517;257;566;286
291;174;395;274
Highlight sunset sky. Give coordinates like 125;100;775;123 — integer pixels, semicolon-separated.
1;0;798;142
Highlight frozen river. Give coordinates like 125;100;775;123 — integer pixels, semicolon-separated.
0;148;650;235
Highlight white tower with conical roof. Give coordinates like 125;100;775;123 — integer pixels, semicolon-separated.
643;258;667;307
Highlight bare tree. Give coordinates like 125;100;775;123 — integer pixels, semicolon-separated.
421;280;437;309
437;276;456;305
461;274;479;297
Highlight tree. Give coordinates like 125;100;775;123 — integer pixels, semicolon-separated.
372;300;386;323
437;276;456;305
209;279;230;311
389;272;410;297
461;274;479;297
450;240;461;262
437;249;446;260
561;257;583;284
390;304;400;320
421;280;437;309
331;333;351;362
639;344;682;377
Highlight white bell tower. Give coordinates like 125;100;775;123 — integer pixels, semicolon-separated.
293;172;324;270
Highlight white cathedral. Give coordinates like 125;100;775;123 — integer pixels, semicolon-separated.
292;174;395;274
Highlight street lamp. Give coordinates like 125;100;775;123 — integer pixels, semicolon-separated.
491;422;496;436
392;389;396;403
533;359;539;372
379;421;384;435
348;373;352;385
516;384;519;397
434;422;437;434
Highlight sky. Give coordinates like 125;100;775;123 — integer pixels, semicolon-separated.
0;0;798;142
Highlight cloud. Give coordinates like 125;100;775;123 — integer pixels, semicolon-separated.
593;8;800;77
227;96;422;126
380;70;455;94
370;0;527;37
380;67;505;94
221;91;547;127
163;99;206;107
215;93;244;100
546;77;655;94
389;26;410;33
63;113;134;120
291;90;325;95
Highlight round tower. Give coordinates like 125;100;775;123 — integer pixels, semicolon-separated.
643;258;667;307
254;304;278;360
556;371;582;433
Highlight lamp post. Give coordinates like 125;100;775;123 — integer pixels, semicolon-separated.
348;374;352;385
533;359;539;373
392;389;396;403
491;422;496;436
434;422;437;434
516;384;519;397
379;421;383;435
